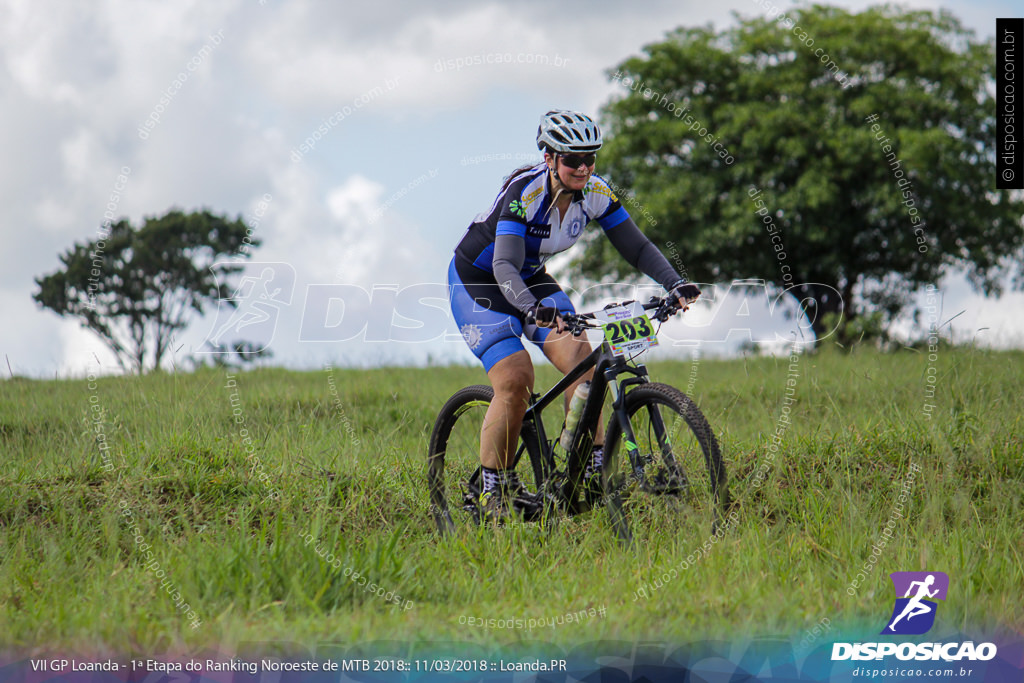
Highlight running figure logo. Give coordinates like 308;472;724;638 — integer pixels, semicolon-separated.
882;571;949;635
200;262;295;353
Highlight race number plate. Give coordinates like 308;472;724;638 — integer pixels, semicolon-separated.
601;312;659;356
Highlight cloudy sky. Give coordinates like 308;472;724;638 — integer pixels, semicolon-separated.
2;0;1020;377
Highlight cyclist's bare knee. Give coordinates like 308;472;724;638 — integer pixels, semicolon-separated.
543;330;593;374
487;351;534;404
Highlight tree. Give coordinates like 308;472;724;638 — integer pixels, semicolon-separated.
34;209;259;373
581;5;1023;341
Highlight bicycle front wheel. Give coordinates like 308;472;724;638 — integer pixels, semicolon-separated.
602;382;728;544
426;385;544;536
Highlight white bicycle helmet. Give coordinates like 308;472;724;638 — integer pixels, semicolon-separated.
536;110;603;153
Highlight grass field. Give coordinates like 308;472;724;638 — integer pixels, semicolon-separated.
1;345;1021;656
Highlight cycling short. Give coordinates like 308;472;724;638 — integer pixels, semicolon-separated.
448;257;575;373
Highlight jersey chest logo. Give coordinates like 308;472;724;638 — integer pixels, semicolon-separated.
567;218;583;238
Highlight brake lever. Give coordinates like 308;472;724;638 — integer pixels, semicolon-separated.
654;298;681;322
562;314;595;337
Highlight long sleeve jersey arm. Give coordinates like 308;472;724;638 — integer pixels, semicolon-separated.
604;216;686;291
492;234;538;313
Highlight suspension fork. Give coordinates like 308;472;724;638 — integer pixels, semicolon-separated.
605;362;667;480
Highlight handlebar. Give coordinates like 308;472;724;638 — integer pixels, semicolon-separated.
559;295;684;337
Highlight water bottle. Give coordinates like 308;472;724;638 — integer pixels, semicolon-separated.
560;381;591;451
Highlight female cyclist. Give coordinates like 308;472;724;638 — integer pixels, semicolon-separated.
448;110;700;521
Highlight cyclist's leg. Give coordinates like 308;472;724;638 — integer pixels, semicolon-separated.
540;332;605;446
448;258;534;468
524;285;604;445
482;351;534;469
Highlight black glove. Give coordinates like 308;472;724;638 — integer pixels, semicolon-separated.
526;304;559;327
670;281;702;304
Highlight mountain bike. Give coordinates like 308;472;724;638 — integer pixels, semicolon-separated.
427;295;728;544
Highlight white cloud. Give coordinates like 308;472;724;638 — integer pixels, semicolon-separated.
326;175;384;226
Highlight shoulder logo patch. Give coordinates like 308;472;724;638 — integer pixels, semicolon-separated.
522;186;544;207
585;181;617;202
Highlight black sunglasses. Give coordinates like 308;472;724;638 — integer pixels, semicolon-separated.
558;153;597;169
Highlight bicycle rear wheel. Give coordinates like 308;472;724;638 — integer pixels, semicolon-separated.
602;382;728;544
426;385;545;536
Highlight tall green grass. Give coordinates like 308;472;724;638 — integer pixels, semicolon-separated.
1;346;1021;653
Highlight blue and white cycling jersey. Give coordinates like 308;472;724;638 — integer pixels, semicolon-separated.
454;163;629;278
448;163;686;370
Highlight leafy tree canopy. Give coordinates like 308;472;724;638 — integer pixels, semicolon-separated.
581;4;1023;341
34;208;259;373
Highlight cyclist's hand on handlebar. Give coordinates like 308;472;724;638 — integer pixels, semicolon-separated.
669;281;702;311
526;304;557;326
526;304;566;333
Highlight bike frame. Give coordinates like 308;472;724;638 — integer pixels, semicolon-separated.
516;337;671;513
